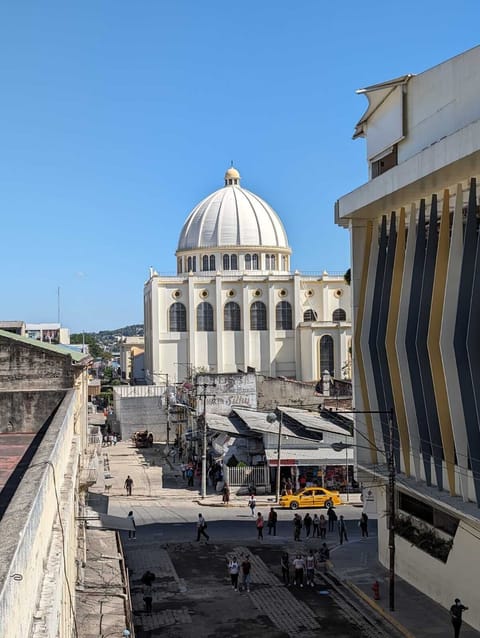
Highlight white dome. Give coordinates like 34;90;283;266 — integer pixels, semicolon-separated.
177;169;290;251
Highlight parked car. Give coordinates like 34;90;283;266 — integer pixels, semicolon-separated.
279;487;342;510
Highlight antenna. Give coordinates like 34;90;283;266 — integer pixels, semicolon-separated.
57;286;61;324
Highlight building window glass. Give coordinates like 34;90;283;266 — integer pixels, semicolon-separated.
266;254;276;269
250;301;267;330
303;309;317;322
209;255;216;271
252;254;259;269
192;256;197;272
224;301;241;331
177;258;182;274
223;254;230;270
169;303;187;332
197;302;214;331
276;301;293;329
231;254;238;270
245;254;252;270
282;255;288;270
202;255;209;271
332;308;346;322
320;335;334;376
187;256;192;272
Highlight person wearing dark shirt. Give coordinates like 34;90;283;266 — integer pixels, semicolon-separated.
450;598;468;638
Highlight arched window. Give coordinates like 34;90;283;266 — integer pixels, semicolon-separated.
187;256;192;272
209;255;216;271
332;308;346;322
177;258;182;274
320;335;334;376
282;255;288;270
250;301;267;330
303;309;317;322
252;254;259;269
197;302;214;331
224;302;241;331
202;255;209;271
223;254;230;270
231;254;238;270
276;301;293;329
169;303;187;332
266;254;276;270
245;254;252;270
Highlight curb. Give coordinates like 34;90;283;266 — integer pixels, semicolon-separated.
345;580;415;638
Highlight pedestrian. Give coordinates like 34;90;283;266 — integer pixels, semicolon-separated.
248;495;256;516
141;570;156;586
338;514;348;544
293;513;302;541
327;504;337;531
312;514;320;538
450;598;468;638
142;583;153;613
196;513;210;542
222;483;230;505
127;511;136;539
359;512;369;537
306;549;316;587
286;478;293;495
292;554;305;588
280;551;290;586
240;555;252;592
228;555;240;591
256;512;264;540
180;463;186;480
319;514;327;539
303;512;312;537
318;542;330;571
124;475;133;496
186;465;194;487
267;507;277;535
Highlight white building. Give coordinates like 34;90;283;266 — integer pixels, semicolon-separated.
336;46;480;630
144;167;351;384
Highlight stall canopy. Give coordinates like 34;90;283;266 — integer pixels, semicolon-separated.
264;446;354;467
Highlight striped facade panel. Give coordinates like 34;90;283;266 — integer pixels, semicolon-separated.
405;201;433;485
396;205;422;479
353;222;378;464
454;179;480;503
416;195;443;489
440;185;470;500
368;217;391;451
375;212;401;469
385;208;412;476
427;190;456;495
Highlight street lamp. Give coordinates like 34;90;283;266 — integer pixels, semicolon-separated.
331;408;396;612
266;410;283;503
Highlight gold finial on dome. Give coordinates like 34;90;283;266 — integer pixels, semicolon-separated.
224;163;240;186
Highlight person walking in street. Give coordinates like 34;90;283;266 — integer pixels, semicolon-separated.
186;465;194;487
319;514;327;539
450;598;468;638
196;513;210;542
305;549;316;587
256;512;264;540
293;513;302;541
318;543;330;572
280;552;290;586
327;504;337;531
338;514;348;544
267;507;277;535
248;495;256;516
312;514;320;538
222;483;230;505
303;512;312;538
124;475;133;496
228;555;240;591
292;554;305;588
142;583;153;613
359;512;369;537
240;555;252;592
127;511;136;539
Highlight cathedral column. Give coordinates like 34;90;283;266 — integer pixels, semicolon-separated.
215;273;223;372
188;273;196;371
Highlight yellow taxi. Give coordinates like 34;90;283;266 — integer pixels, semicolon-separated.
278;487;342;510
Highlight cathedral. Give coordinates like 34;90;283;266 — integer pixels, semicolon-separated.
143;166;351;384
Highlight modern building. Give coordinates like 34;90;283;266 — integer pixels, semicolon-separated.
25;322;70;345
144;167;351;384
336;46;480;629
119;335;145;383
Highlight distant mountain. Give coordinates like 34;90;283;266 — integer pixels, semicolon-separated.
97;324;144;338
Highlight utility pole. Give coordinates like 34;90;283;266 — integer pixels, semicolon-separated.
166;373;170;447
388;407;396;612
195;381;216;499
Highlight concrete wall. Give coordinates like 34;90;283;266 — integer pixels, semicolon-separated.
0;390;66;433
257;375;318;411
113;385;168;441
0;389;81;638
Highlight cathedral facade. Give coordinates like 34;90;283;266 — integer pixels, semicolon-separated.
144;167;351;384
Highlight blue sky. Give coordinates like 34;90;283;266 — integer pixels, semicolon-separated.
1;2;479;332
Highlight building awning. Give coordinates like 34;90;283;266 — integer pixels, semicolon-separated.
86;514;134;531
265;446;354;467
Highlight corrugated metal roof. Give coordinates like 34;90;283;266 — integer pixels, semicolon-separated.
0;329;91;364
278;406;352;436
265;446;353;466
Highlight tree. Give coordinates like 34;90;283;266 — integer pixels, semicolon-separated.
70;333;105;359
